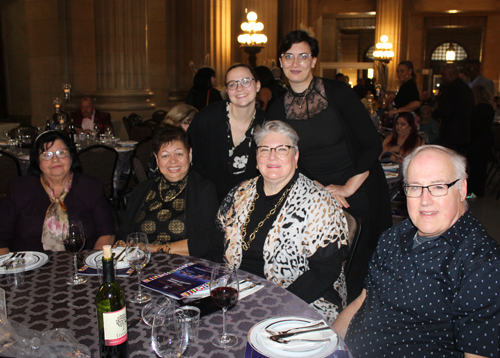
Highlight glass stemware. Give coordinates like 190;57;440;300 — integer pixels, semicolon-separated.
63;220;87;285
126;232;151;303
151;306;188;358
210;263;239;348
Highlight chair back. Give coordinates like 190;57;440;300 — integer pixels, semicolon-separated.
122;117;132;136
131;137;153;183
129;124;153;142
0;150;22;198
343;208;362;278
151;110;167;123
143;119;161;133
77;145;118;198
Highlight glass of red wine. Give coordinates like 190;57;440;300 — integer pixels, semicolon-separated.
63;220;87;285
210;263;239;348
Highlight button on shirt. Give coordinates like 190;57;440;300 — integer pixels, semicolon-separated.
345;211;500;357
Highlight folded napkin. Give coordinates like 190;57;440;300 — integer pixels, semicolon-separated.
258;320;336;352
78;265;134;277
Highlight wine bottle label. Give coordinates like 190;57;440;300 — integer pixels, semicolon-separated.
103;306;128;346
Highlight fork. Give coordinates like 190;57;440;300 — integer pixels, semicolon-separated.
271;337;330;344
265;321;325;336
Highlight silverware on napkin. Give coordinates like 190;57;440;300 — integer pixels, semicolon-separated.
269;326;332;341
265;321;325;336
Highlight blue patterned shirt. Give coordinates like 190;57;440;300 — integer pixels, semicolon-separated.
345;211;500;357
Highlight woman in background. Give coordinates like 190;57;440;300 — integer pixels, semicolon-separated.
381;112;424;163
185;67;223;111
387;61;421;118
254;65;277;111
162;104;198;132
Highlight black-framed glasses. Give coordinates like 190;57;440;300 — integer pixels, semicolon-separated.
257;145;293;158
281;53;312;65
40;149;69;161
226;77;254;91
403;179;460;198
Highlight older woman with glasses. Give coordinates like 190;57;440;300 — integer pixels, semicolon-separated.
212;120;349;323
188;63;267;201
268;30;392;303
0;130;114;254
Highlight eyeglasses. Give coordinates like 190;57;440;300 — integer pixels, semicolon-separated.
257;145;293;158
226;77;254;91
403;179;460;198
40;149;69;161
281;53;312;65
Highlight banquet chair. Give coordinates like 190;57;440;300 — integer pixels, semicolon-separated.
0;150;21;198
342;208;362;278
122;117;132;136
77;145;118;201
129;124;153;142
143;119;161;133
151;110;168;124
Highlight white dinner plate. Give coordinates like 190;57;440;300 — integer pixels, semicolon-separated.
385;172;399;179
115;146;133;152
0;252;49;274
381;163;399;170
85;247;130;269
248;316;338;358
0;141;8;147
118;140;138;147
18;155;30;161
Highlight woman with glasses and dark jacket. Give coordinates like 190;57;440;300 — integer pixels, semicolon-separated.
188;63;267;201
0;130;114;254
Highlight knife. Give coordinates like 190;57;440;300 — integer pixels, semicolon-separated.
0;252;16;267
269;326;332;340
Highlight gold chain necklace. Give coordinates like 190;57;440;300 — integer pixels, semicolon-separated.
241;184;293;251
158;176;188;202
297;86;309;109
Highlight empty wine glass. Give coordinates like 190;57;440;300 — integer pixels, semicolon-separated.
142;296;172;326
210;263;239;348
63;220;87;285
126;232;151;303
151;306;188;358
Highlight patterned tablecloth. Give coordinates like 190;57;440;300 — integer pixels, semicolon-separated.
4;251;351;357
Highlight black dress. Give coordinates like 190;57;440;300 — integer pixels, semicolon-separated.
268;77;392;302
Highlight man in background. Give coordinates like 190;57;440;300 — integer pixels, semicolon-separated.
466;59;495;95
72;97;113;135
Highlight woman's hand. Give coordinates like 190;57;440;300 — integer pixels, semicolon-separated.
314;181;351;208
387;109;398;118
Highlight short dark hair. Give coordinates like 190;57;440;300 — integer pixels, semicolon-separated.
225;63;258;83
278;30;319;58
153;124;190;155
193;67;216;90
28;130;80;176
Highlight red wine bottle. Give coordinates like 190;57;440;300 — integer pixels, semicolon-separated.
96;245;129;357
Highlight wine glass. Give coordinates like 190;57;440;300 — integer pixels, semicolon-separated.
142;296;172;326
151;306;188;358
210;263;239;348
126;232;151;303
63;220;87;285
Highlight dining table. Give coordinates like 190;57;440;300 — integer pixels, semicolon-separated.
3;251;352;358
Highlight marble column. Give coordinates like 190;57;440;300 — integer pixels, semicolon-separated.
375;0;403;92
280;0;309;37
94;0;154;111
210;0;232;88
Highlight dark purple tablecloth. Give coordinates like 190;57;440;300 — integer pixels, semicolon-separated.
4;251;351;357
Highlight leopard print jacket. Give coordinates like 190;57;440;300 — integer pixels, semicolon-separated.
217;174;349;322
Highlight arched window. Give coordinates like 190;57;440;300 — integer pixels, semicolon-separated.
431;42;467;61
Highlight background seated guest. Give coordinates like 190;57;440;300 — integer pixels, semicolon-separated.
418;105;440;144
381;111;423;163
162;104;198;132
185;67;223;111
254;65;278;111
71;96;113;135
211;121;349;323
333;145;500;358
0;131;115;254
117;124;218;257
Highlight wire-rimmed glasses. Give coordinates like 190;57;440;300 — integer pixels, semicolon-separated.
226;77;254;91
281;53;312;65
403;179;460;198
40;149;69;161
257;145;292;159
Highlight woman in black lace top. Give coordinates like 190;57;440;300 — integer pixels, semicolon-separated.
268;30;392;302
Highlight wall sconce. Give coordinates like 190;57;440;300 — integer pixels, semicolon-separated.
62;84;71;100
237;11;267;67
53;97;61;113
445;43;456;62
373;35;394;63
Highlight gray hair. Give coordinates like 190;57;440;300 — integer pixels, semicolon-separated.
254;120;299;152
402;145;468;207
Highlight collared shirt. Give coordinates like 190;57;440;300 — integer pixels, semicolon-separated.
81;111;95;131
345;211;500;357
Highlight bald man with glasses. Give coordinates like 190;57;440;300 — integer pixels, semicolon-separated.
333;145;500;358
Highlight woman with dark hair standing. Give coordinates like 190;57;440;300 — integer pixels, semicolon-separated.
185;67;223;111
254;65;278;111
268;30;392;302
387;61;421;117
188;63;267;201
381;112;423;163
0;131;115;254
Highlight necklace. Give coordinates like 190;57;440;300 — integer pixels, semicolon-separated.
413;232;422;245
158;175;188;202
297;87;309;109
229;105;255;132
241;184;294;251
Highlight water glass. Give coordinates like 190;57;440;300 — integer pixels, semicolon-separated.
141;296;173;326
152;306;188;358
178;306;201;343
5;257;26;288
